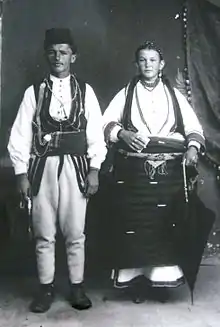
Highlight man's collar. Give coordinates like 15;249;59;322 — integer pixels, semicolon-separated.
49;74;71;83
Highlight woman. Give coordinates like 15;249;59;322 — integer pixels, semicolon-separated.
102;41;205;303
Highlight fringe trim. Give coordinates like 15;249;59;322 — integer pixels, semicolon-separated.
144;160;168;180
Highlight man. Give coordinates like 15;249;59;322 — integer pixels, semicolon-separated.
8;28;106;312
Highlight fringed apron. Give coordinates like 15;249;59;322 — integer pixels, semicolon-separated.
110;137;188;269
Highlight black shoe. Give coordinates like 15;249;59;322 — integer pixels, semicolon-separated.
30;283;55;313
129;286;146;304
150;287;169;303
129;277;146;304
131;289;146;304
70;283;92;310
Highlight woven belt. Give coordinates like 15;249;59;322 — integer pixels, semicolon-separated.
118;149;183;161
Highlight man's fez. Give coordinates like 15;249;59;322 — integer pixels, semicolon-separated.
44;28;77;53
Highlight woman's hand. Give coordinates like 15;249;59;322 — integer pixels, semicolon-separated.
118;129;147;152
184;146;199;166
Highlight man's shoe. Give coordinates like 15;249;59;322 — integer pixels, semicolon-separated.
30;283;55;313
70;283;92;310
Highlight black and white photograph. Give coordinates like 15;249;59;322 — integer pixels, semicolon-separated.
0;0;220;326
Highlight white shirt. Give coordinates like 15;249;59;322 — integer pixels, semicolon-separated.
49;74;74;121
103;80;204;148
8;74;107;174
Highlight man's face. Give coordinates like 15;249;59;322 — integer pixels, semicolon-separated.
45;43;76;78
136;49;164;82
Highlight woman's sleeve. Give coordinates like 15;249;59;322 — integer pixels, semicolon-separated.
102;87;126;143
174;88;205;150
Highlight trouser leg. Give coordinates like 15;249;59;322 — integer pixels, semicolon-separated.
32;157;59;284
58;155;87;284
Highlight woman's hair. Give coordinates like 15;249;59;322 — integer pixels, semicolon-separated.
135;41;164;62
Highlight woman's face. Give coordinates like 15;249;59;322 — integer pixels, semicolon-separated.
136;48;164;82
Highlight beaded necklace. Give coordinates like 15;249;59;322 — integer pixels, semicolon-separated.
140;77;160;91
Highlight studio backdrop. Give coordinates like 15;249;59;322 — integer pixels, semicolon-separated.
1;0;184;143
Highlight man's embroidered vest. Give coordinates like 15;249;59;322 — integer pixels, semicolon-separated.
28;75;89;196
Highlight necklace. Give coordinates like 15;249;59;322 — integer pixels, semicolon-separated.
140;78;160;91
135;83;170;135
44;76;78;120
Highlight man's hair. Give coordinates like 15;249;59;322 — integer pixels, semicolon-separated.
135;41;164;62
44;28;77;54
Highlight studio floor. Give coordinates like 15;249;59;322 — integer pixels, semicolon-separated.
0;260;220;327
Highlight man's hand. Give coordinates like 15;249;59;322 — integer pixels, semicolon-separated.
118;129;147;152
184;146;199;166
84;168;99;198
16;173;31;200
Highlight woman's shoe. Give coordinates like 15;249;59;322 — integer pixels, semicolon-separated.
129;277;146;304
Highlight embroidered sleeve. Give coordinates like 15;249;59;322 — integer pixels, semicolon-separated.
174;88;205;151
103;87;127;143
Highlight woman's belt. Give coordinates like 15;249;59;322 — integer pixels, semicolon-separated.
117;149;183;161
116;149;184;180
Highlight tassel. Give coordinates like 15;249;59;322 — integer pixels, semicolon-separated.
144;160;156;179
144;160;168;179
148;164;157;179
157;161;168;176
